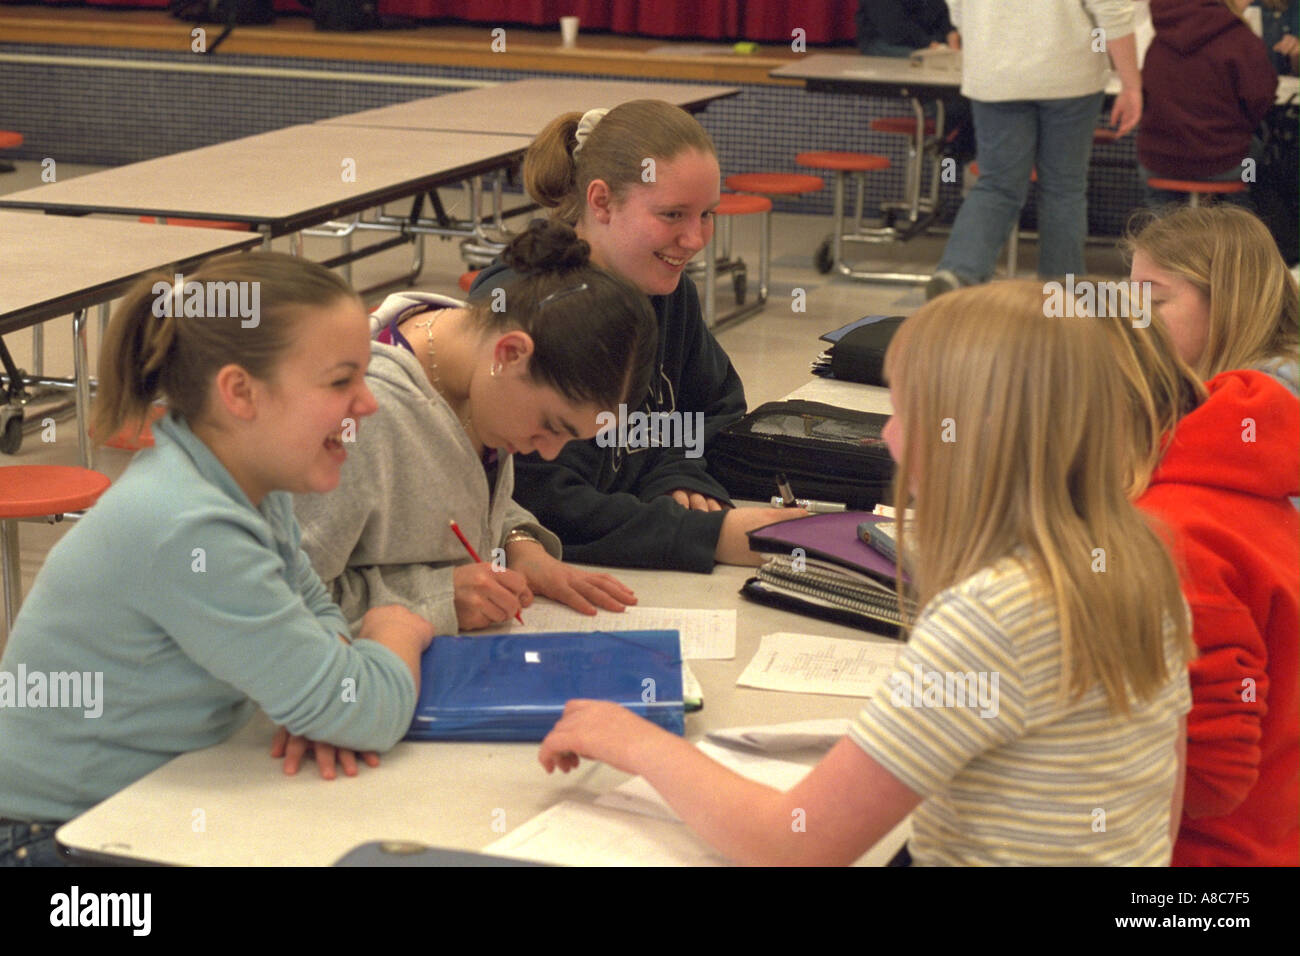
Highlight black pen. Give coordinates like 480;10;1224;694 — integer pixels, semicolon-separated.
775;473;796;508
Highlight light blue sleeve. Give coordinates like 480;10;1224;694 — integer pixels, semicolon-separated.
278;495;351;639
145;502;416;752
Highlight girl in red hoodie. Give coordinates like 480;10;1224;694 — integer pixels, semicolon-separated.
1100;302;1299;866
1140;0;1277;206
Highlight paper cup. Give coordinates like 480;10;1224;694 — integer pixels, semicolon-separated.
560;16;579;48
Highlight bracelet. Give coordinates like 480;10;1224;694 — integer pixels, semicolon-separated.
504;528;541;547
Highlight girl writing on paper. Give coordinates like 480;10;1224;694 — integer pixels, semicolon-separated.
0;254;434;865
470;100;803;572
538;281;1194;866
294;220;656;634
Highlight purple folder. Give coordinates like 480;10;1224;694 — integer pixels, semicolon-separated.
748;511;905;583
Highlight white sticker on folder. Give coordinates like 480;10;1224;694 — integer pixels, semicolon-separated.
524;651;540;663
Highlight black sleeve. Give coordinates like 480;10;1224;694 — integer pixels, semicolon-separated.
511;442;727;572
634;278;747;503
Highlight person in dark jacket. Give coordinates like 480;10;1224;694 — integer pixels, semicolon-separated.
855;0;958;56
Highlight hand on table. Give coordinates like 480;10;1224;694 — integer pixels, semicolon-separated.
271;726;379;780
668;488;725;512
508;541;637;615
538;699;668;776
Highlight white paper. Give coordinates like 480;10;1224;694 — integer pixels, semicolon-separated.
509;603;735;660
483;800;730;866
594;740;813;823
706;718;851;753
737;633;899;697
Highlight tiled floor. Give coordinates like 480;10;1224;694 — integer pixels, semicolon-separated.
0;158;1128;645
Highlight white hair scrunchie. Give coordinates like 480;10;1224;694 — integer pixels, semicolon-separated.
572;107;609;158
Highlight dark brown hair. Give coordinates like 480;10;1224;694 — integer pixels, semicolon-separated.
523;99;717;226
470;220;657;409
92;252;358;443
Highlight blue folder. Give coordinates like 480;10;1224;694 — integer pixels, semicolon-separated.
406;629;686;741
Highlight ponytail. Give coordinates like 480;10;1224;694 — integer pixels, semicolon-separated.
523;100;717;227
92;252;357;443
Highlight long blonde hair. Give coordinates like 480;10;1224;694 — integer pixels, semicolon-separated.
884;281;1193;713
1082;279;1209;495
1123;205;1300;380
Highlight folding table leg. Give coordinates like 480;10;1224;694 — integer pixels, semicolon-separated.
1;518;20;635
72;308;92;470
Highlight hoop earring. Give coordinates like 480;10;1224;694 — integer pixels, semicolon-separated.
490;362;502;377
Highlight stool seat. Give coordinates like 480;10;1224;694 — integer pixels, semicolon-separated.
797;152;891;173
725;172;824;195
714;193;773;216
0;466;110;519
0;131;22;149
458;269;481;293
139;215;251;231
102;405;166;451
870;118;936;136
1145;178;1247;195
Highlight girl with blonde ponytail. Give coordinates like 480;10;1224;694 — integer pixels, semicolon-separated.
0;253;435;865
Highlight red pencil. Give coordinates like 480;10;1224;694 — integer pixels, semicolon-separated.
449;519;524;624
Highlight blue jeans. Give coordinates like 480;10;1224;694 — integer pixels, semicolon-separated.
938;92;1105;282
0;820;69;867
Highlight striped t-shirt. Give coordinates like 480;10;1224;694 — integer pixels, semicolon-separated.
850;555;1192;866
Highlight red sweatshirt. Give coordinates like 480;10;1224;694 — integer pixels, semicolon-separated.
1140;0;1278;180
1138;370;1299;867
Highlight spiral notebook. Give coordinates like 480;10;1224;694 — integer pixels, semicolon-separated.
742;512;914;636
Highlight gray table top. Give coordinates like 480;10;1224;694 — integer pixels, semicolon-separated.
0;125;533;238
772;53;961;95
0;211;260;334
319;77;740;134
56;562;903;866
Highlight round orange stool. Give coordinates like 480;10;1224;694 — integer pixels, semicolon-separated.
695;192;773;329
0;465;111;631
458;270;481;294
1145;178;1247;208
791;153;892;275
0;130;21;174
724;172;825;197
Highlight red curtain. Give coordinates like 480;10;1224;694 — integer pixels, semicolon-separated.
34;1;858;42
